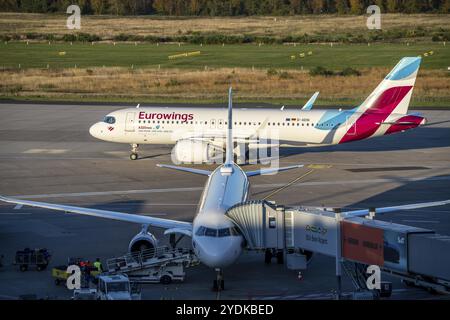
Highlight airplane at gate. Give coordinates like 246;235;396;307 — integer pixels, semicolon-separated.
89;57;426;161
1;87;448;290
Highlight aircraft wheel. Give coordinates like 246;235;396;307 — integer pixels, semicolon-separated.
276;250;284;264
264;249;272;264
130;153;138;160
160;275;172;285
212;279;224;291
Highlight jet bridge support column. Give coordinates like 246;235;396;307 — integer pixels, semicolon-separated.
335;208;342;300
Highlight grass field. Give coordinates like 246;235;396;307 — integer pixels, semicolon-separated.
0;42;449;106
1;13;448;38
0;42;448;69
0;12;449;106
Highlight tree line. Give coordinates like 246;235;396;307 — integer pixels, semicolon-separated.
0;0;449;15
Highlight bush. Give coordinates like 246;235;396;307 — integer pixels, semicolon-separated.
278;71;292;79
267;68;278;77
165;79;181;87
62;34;77;42
310;66;361;77
338;67;361;77
310;66;335;77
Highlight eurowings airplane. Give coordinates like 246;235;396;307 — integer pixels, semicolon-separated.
2;87;446;289
89;57;426;161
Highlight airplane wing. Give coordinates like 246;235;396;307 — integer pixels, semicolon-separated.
342;199;450;218
245;164;303;177
0;195;192;230
301;92;319;111
156;164;212;176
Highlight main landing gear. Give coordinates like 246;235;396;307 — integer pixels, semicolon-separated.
130;144;139;160
213;268;225;292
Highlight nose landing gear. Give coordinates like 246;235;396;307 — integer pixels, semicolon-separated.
130;144;139;160
213;268;224;292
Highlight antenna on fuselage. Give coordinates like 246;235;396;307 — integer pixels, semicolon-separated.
221;87;234;174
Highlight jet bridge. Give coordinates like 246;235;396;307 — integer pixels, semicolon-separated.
226;200;450;295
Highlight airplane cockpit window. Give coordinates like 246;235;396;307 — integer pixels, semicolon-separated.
103;116;116;124
204;228;217;237
218;228;231;237
195;226;206;236
196;226;241;237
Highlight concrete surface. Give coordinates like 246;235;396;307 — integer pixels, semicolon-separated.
0;103;449;300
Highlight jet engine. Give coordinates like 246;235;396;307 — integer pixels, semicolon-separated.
128;230;158;256
172;139;220;164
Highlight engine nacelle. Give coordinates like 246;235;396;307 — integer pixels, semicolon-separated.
128;231;158;255
172;139;219;164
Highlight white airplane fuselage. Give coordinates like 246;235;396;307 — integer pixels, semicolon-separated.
89;107;425;148
191;163;248;268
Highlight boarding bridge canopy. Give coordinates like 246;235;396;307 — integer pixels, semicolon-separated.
226;200;339;256
226;200;286;250
225;200;450;293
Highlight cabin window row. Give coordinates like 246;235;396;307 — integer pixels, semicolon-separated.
137;120;339;127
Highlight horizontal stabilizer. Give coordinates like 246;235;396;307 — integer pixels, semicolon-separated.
157;164;212;176
245;164;303;177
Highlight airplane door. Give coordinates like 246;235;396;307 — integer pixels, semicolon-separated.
125;112;136;132
346;115;356;135
210;119;216;129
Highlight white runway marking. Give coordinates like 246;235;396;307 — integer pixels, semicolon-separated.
23;149;68;154
8;175;450;200
13;204;23;210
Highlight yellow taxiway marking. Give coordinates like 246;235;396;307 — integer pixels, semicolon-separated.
262;164;332;200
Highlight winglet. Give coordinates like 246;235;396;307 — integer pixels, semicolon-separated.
222;87;234;172
301;92;319;110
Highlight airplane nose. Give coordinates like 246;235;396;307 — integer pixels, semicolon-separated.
196;237;242;268
89;123;102;139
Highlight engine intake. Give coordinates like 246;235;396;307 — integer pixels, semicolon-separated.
128;231;158;257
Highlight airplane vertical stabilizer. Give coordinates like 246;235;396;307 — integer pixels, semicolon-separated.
224;87;234;166
355;57;421;116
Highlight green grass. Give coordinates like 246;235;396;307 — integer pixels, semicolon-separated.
1;93;448;109
0;42;449;70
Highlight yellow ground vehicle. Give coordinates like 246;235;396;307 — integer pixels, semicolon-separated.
52;263;101;286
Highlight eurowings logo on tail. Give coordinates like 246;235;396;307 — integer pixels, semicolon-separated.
340;57;423;144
